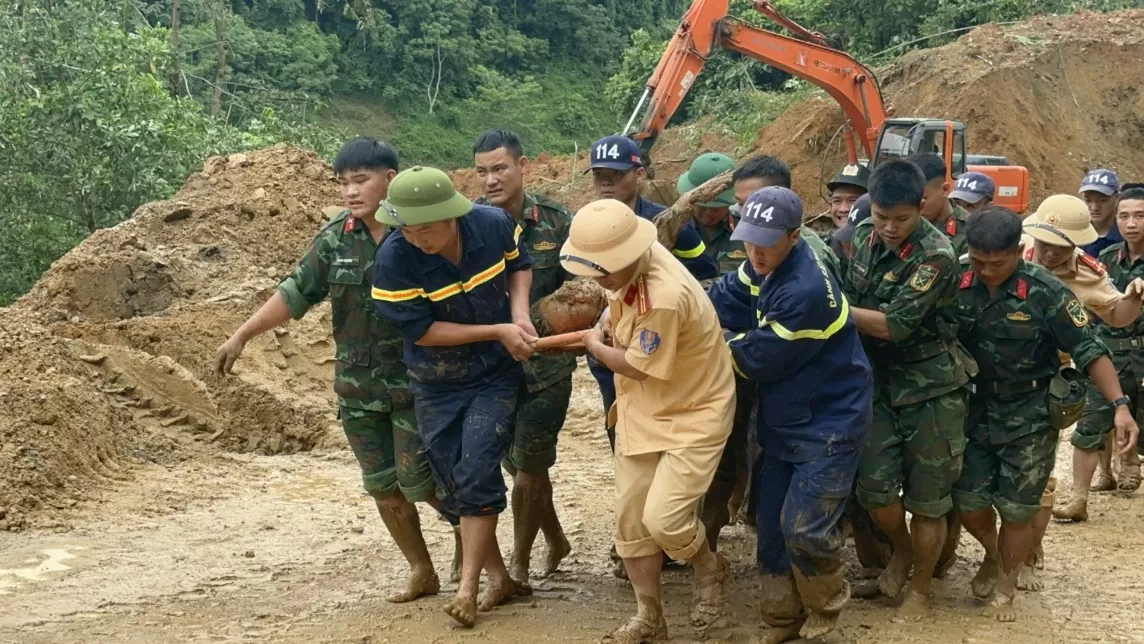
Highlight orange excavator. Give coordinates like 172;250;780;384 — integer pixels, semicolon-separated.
621;0;1030;213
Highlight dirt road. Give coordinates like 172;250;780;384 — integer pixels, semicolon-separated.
1;365;1141;644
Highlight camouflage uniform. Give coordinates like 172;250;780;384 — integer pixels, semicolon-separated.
954;260;1110;523
277;209;433;501
1074;243;1144;452
477;193;577;473
844;218;974;518
935;202;973;257
699;213;748;276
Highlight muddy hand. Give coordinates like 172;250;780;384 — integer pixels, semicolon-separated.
214;335;247;377
499;324;538;361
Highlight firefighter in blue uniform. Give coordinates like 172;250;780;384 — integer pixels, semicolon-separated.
371;166;536;629
725;186;874;643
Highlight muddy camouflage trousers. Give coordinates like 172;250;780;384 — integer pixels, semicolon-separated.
953;391;1058;524
856;389;968;519
504;376;573;475
338;405;435;502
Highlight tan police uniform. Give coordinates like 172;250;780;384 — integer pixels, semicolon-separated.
609;243;736;560
1021;235;1122;319
559;199;736;562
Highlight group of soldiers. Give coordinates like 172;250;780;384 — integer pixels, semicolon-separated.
213;131;1144;643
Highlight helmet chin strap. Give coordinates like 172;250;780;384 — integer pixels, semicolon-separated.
1025;223;1076;248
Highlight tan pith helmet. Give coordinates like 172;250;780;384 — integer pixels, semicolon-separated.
560;199;656;277
1023;194;1097;247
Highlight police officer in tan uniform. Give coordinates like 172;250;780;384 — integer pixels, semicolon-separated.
561;199;736;644
1018;194;1144;590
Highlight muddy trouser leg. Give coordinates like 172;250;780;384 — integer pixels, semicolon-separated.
588;355;617;452
701;377;754;551
845;485;892;570
745;399;763;537
756;454;805;627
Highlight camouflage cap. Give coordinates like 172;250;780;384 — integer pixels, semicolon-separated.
677;153;736;208
378;166;472;226
1023;194;1097;247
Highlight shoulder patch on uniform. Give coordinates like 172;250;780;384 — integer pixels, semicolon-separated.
1078;252;1107;276
1066;298;1090;327
636;275;651;315
533;241;557;251
639;329;661;355
1007;311;1031;322
960;270;975;289
909;263;940;292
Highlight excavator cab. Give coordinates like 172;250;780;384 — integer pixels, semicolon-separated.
873;118;1029;214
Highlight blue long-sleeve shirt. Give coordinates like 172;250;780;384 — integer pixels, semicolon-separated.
727;239;873;462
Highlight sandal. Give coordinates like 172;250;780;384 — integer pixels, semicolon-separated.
1092;471;1117;492
598;615;668;644
1117;461;1141;493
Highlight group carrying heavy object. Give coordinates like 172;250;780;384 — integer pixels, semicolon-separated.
214;130;1142;644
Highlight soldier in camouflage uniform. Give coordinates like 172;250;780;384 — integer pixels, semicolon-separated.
953;206;1136;622
843;160;975;619
472;130;575;587
214;138;448;604
678;153;746;276
905;153;973;257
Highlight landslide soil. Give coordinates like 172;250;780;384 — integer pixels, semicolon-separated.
2;9;1144;644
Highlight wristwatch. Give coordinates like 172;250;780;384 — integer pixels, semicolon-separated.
1112;395;1131;409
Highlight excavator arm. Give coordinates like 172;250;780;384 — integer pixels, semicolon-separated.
625;0;886;167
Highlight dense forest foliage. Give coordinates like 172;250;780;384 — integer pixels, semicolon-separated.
0;0;1139;304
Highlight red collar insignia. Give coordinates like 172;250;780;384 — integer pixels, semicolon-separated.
1016;278;1029;300
344;216;357;234
529;204;539;223
960;270;975;289
945;218;957;236
1024;246;1035;261
898;241;914;260
1078;252;1107;276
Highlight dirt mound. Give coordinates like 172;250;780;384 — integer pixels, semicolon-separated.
755;9;1144;210
1;145;347;528
451;123;739;211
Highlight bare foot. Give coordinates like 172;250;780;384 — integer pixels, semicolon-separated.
443;593;477;627
1032;543;1045;570
895;590;929;621
477;576;530;612
599;615;668;643
450;534;462;584
385;567;440;603
508;551;530;588
851;579;880;599
877;552;911;599
542;535;572;578
1016;563;1043;591
1091;472;1116;492
800;610;839;639
971;558;998;599
689;554;730;633
1052;496;1088;522
754;623;804;644
982;593;1017;622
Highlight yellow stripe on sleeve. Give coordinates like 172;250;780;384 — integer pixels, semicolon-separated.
672;241;707;259
371;285;426;302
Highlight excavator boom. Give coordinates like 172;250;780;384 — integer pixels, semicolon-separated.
625;0;885;164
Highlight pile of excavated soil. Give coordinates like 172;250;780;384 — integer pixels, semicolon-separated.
756;9;1144;210
0;145;347;528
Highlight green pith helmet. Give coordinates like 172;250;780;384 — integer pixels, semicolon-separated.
377;166;472;226
1048;367;1087;430
677;152;736;208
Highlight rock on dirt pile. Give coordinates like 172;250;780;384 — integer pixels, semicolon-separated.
755;9;1144;209
1;145;350;528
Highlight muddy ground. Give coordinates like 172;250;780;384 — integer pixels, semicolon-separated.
2;362;1141;644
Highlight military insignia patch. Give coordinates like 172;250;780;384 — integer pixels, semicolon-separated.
639;329;661;355
842;164;860;176
1007;311;1031;322
728;250;746;259
909;263;940;292
1066;299;1089;327
883;272;899;283
533;241;557;251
